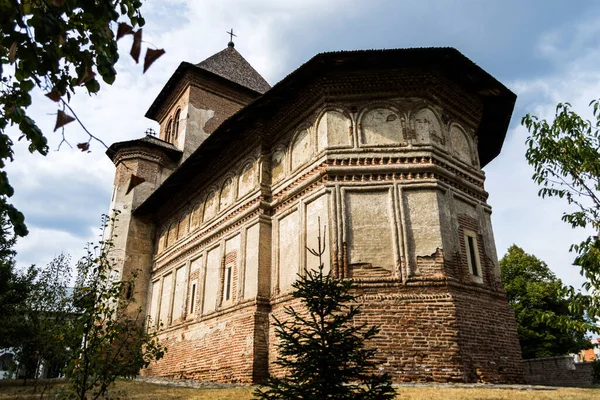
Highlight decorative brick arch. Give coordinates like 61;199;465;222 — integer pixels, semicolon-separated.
165;118;173;142
315;107;353;151
166;221;178;247
203;189;218;222
219;174;237;211
177;211;189;240
288;125;314;172
189;202;202;231
270;144;287;184
357;103;405;147
173;108;182;141
409;106;445;146
237;158;257;198
449;122;475;166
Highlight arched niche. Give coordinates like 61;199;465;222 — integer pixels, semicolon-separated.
203;190;218;222
317;110;351;151
450;124;473;165
158;229;167;253
165;119;172;143
177;213;189;240
290;129;312;171
173;108;181;141
238;161;256;198
219;177;235;210
190;202;202;230
360;108;403;146
167;222;178;247
413;108;443;145
271;149;286;183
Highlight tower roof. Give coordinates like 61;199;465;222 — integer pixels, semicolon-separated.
145;46;270;122
196;46;271;94
106;135;182;163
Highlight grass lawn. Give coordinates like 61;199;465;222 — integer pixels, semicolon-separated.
1;379;599;399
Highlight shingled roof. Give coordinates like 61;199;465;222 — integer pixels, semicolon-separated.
196;45;271;94
145;45;270;121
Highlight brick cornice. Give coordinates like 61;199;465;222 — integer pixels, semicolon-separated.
113;149;170;168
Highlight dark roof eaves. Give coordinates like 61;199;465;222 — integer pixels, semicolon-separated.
106;136;182;162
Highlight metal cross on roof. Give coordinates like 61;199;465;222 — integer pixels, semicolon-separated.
227;29;236;47
145;128;156;136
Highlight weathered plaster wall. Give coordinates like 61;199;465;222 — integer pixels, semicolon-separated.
202;246;221;314
317;110;352;150
305;193;330;273
108;149;174;317
277;209;300;293
403;189;443;275
244;223;260;299
344;189;395;274
157;81;253;163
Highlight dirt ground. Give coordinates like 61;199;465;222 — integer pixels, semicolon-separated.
1;379;599;400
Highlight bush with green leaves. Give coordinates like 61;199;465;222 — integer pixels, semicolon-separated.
60;214;165;400
523;101;600;325
255;231;395;400
500;245;593;359
1;0;164;237
12;253;76;383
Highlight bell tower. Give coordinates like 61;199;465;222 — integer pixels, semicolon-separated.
145;40;271;162
105;136;181;315
105;42;271;316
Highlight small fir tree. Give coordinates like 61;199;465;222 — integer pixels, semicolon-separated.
255;226;395;400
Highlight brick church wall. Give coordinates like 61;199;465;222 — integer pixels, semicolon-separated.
267;283;524;384
451;286;525;383
355;286;464;382
142;302;269;383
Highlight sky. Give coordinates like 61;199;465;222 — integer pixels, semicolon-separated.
6;0;600;290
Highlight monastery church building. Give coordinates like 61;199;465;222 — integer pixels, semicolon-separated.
106;40;524;383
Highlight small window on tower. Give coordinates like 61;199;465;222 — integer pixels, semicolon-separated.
189;282;197;314
165;118;173;142
464;230;482;279
224;266;232;301
173;109;181;141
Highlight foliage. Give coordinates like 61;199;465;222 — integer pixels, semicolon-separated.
255;230;395;400
60;214;165;400
0;212;35;352
1;212;165;399
0;0;164;237
9;253;76;383
522;101;600;320
500;245;593;359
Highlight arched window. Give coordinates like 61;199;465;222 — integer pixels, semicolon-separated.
165;118;173;142
173;109;181;141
